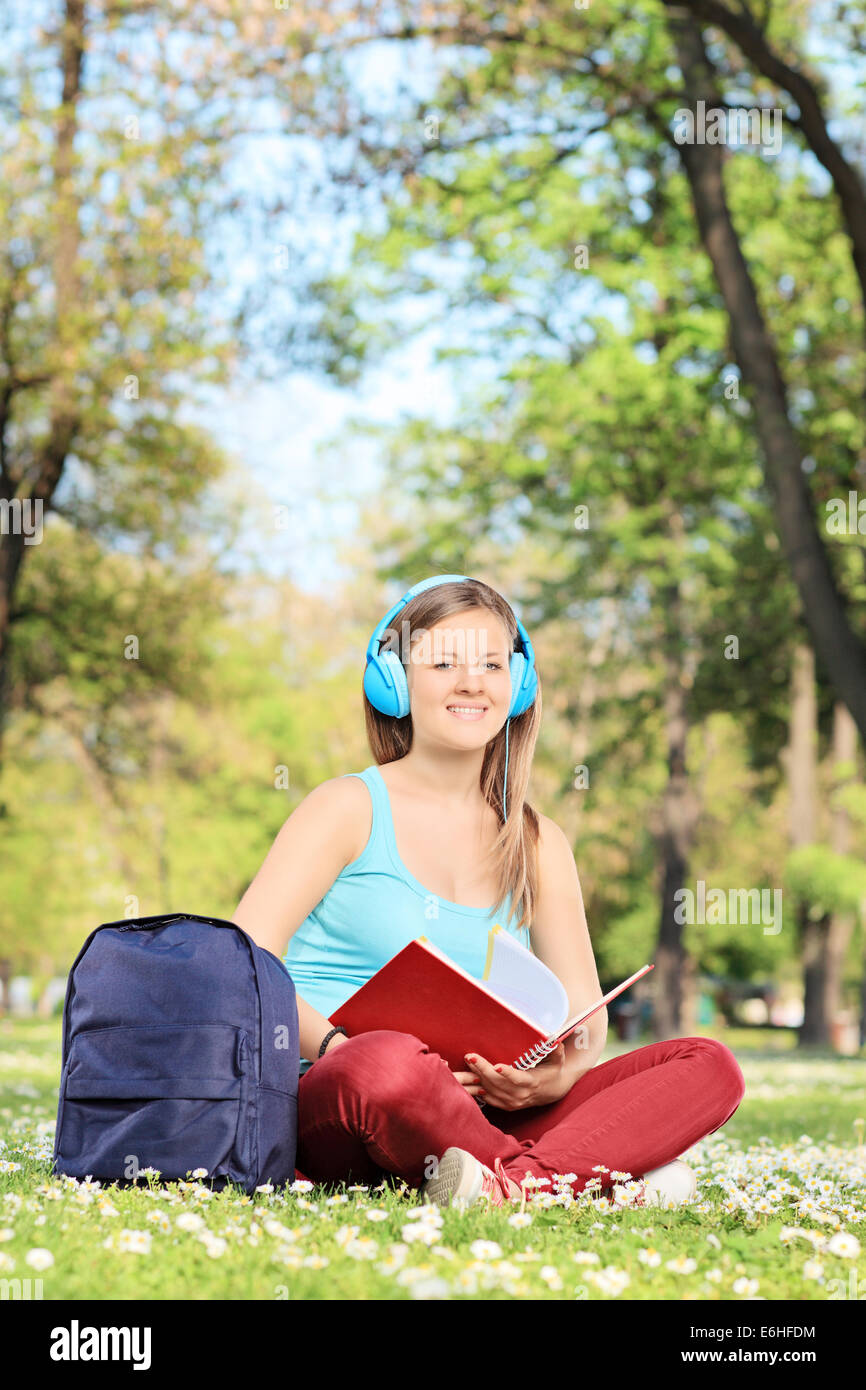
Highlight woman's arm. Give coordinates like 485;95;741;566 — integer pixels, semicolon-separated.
531;813;608;1091
295;993;350;1063
232;776;368;1063
464;812;608;1109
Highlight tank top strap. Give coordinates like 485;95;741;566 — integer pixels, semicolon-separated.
339;766;393;870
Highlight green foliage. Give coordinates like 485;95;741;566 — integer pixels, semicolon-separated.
784;846;866;921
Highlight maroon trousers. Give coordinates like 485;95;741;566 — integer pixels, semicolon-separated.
295;1030;746;1196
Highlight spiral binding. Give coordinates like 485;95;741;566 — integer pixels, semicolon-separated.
514;1036;558;1070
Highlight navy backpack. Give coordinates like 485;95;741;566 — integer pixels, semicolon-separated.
53;913;300;1195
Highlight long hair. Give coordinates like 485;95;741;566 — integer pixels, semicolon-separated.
363;578;543;939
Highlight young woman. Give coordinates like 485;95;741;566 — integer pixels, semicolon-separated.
233;574;745;1208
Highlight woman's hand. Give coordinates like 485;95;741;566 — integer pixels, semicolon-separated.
451;1043;568;1111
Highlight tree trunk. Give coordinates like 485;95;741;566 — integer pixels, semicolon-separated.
680;948;700;1034
782;642;828;1046
825;702;858;1046
664;12;866;745
0;0;85;770
670;0;866;362
787;644;817;849
801;910;831;1046
654;642;697;1038
652;513;700;1038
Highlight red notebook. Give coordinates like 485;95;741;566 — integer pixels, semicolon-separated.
329;925;653;1072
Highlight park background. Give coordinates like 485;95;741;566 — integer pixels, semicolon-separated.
0;0;865;1303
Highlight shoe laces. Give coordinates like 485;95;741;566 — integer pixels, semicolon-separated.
480;1156;520;1205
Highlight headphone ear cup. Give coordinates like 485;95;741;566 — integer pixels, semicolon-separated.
507;652;526;718
364;649;410;718
507;651;537;718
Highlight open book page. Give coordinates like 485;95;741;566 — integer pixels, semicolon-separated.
541;963;655;1047
417;928;567;1039
481;925;569;1037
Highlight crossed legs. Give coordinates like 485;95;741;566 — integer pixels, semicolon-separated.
296;1030;746;1197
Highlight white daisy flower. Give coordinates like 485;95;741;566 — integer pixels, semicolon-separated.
469;1239;502;1260
408;1276;451;1299
175;1212;206;1232
115;1230;152;1254
401;1222;439;1246
732;1276;760;1296
343;1238;379;1260
827;1233;860;1259
25;1248;54;1271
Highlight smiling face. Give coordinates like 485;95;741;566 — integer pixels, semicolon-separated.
405;607;513;746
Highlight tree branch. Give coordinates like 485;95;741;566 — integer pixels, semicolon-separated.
663;0;866;357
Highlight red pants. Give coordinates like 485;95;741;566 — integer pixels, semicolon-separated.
295;1030;746;1196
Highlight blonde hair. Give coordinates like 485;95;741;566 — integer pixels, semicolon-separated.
363;578;542;938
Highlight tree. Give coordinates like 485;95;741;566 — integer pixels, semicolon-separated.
286;0;866;741
663;7;866;750
0;0;337;771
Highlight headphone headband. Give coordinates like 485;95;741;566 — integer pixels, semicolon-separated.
365;573;536;674
363;574;538;823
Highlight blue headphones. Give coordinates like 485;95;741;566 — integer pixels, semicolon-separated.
363;574;538;820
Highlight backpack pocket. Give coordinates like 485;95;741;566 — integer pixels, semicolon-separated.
255;1085;298;1189
55;1023;252;1186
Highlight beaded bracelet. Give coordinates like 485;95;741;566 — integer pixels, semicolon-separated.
318;1025;348;1058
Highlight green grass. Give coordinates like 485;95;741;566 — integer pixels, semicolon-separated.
2;1017;865;1300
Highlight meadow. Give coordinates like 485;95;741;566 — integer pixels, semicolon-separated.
1;1018;864;1301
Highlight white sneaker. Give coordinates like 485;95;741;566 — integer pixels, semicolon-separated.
634;1159;697;1208
419;1146;522;1208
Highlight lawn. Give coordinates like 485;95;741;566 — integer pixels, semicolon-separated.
1;1017;865;1301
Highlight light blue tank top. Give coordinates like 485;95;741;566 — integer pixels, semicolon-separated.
283;764;532;1075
